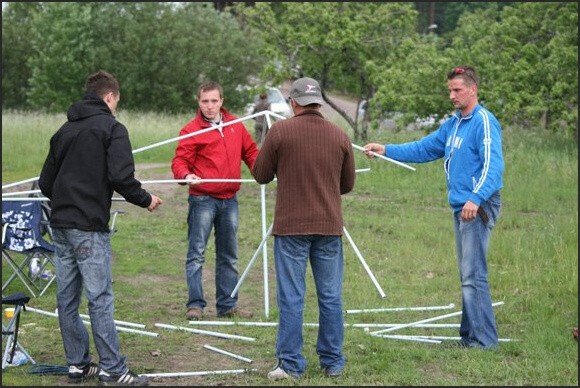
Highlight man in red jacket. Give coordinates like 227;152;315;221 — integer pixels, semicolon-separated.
172;81;259;321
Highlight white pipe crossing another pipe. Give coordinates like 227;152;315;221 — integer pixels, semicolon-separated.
370;301;505;335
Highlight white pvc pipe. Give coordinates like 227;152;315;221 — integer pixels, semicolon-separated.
26;307;149;330
189;321;278;327
351;323;459;328
189;321;317;327
203;344;253;363
351;143;416;171
370;334;442;344
132;111;285;155
140;368;257;378
388;335;515;342
1;112;285;191
189;321;455;328
230;224;273;298
140;178;258;184
139;170;367;186
2;177;39;190
346;303;455;314
2;189;42;197
370;301;505;335
154;323;256;342
1;197;48;202
25;307;58;317
260;184;269;319
342;226;386;298
82;320;158;337
2;197;126;202
78;313;145;328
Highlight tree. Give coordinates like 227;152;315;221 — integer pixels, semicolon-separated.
236;2;418;141
26;2;98;112
4;2;265;113
2;2;44;109
445;2;578;136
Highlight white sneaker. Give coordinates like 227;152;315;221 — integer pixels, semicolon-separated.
267;366;294;381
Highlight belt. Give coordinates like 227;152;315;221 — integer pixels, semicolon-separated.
477;207;489;224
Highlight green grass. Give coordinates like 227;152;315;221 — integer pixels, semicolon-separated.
2;110;578;386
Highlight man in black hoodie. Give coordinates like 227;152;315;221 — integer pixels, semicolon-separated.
39;70;162;386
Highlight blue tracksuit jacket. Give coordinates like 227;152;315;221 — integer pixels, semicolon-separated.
385;104;504;213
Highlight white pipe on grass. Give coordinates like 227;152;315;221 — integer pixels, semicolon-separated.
203;344;253;363
155;323;256;342
140;368;257;378
390;335;515;342
370;301;505;335
346;303;455;314
351;323;460;328
26;307;151;332
370;334;442;344
82;320;158;337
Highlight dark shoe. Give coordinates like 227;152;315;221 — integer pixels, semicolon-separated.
217;306;253;319
98;369;149;386
186;307;204;320
69;362;100;383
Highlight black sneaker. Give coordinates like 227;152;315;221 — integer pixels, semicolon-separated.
98;369;149;386
68;362;100;383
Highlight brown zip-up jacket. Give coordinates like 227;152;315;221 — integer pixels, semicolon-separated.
252;109;356;236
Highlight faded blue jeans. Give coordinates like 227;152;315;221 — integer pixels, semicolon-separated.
186;194;239;315
453;191;501;349
273;235;346;377
52;228;128;374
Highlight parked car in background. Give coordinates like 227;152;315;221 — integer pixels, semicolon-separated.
245;87;293;119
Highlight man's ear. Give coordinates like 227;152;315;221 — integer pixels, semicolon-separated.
103;91;114;103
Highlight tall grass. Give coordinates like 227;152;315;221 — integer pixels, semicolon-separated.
2;110;578;386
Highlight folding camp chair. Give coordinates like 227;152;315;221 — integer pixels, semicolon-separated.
2;201;56;298
2;292;36;369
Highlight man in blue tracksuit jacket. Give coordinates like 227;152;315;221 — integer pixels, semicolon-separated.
364;66;504;349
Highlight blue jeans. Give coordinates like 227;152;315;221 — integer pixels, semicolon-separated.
274;235;346;377
453;191;501;348
186;195;239;315
52;228;127;374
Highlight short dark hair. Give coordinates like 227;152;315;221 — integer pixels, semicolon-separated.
85;70;120;98
197;80;223;99
447;66;479;87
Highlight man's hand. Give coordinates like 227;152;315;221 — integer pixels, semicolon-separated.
362;143;385;159
148;194;163;212
185;173;202;187
461;200;478;221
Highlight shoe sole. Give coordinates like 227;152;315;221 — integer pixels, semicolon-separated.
99;379;149;386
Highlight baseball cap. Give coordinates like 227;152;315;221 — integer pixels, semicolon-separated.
289;77;324;106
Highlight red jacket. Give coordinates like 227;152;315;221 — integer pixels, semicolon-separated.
171;108;259;199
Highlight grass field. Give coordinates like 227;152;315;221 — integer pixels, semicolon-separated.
2;110;578;386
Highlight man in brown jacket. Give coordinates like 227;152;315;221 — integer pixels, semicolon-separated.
252;77;356;381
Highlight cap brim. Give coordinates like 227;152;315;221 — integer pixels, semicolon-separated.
294;96;324;106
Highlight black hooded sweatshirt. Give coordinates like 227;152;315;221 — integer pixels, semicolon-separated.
39;92;152;232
